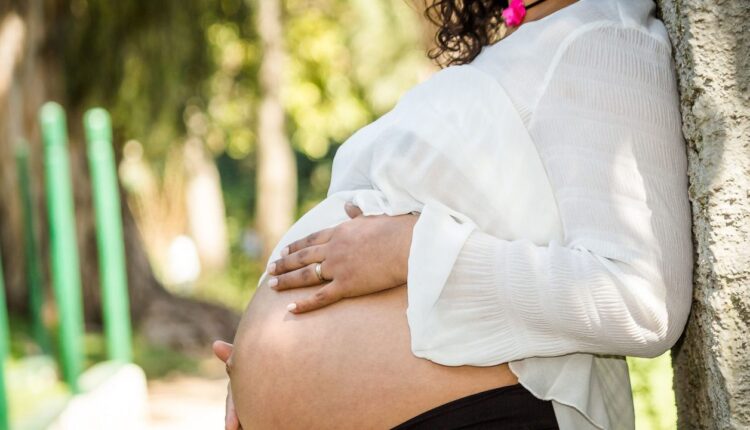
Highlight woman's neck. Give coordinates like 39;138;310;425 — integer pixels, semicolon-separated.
504;0;579;37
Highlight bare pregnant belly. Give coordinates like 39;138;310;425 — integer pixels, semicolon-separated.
230;278;519;429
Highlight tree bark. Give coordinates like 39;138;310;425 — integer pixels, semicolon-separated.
254;0;297;264
655;1;750;428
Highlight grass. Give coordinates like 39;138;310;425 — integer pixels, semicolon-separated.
83;332;202;380
5;355;69;428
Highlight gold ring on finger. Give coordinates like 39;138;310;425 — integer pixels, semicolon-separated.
315;262;329;282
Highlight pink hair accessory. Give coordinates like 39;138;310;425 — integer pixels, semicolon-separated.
502;0;527;27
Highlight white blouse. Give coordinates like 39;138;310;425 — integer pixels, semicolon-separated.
257;0;694;428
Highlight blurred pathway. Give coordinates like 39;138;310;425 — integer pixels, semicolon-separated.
147;374;228;430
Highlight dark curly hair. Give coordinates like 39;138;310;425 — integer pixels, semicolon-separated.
424;0;510;68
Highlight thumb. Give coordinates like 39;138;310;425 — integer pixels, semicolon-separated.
345;201;363;218
212;340;234;363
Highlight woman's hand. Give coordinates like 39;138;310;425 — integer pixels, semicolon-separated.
267;201;419;313
212;340;242;430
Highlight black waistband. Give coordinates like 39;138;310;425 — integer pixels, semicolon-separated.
391;383;559;430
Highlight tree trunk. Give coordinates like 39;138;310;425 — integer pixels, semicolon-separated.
0;5;39;315
0;3;239;353
254;0;297;264
184;137;230;273
655;1;750;428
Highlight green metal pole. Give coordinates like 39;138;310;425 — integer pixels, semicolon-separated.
15;141;51;354
40;102;84;393
0;246;10;430
84;108;132;363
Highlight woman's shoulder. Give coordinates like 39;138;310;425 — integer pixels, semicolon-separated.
395;65;499;107
471;0;671;71
464;0;675;124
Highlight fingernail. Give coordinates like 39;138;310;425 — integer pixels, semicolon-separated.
286;303;297;312
268;277;278;289
267;262;276;274
281;246;289;256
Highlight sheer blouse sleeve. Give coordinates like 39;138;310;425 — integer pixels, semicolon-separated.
405;24;692;366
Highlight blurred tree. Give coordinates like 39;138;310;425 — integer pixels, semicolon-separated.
253;0;297;264
0;0;47;327
283;0;434;213
0;0;240;351
0;0;432;350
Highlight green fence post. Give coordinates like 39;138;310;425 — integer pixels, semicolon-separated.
0;246;10;430
84;108;132;363
15;141;51;354
40;102;84;393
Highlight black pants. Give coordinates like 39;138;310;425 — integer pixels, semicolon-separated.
391;383;560;430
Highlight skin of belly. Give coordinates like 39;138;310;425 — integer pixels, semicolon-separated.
230;276;520;429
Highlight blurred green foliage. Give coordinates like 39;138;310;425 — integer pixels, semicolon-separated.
628;353;678;430
58;0;429;219
83;332;201;379
192;241;265;312
54;1;433;300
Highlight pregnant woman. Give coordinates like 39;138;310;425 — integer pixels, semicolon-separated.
213;0;694;428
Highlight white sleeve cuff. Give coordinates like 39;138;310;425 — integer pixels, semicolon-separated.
405;198;478;354
407;223;525;366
